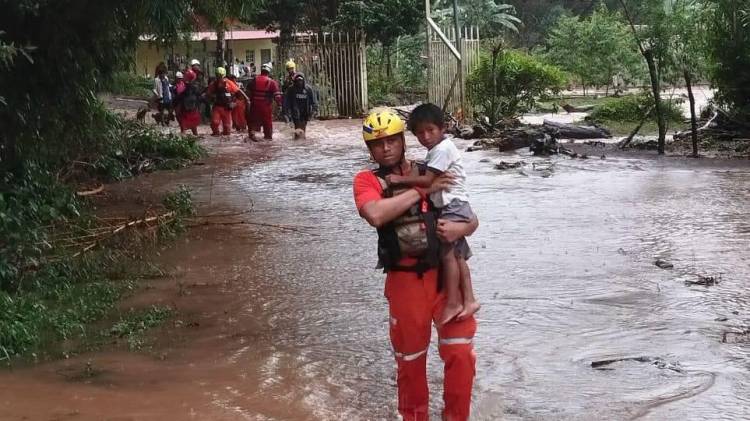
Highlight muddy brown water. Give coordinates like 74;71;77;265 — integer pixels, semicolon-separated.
2;119;750;420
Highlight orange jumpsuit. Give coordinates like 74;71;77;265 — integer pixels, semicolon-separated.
207;78;240;136
232;96;248;131
353;169;477;421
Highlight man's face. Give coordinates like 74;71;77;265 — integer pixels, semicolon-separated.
287;67;295;74
367;134;404;167
412;121;444;149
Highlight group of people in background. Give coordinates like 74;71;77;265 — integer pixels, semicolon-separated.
151;58;317;141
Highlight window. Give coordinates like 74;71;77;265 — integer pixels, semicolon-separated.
245;49;255;64
260;48;271;65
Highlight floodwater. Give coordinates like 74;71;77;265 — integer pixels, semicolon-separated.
2;118;749;420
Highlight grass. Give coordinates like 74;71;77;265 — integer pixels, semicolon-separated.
102;72;153;98
0;187;194;364
103;305;173;351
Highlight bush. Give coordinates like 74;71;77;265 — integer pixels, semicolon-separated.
102;72;153;98
467;49;566;125
589;94;684;123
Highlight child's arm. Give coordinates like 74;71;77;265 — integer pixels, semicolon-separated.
385;169;439;188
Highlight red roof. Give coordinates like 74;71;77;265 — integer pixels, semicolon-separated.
191;30;279;41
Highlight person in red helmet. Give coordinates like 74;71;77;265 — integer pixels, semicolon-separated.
353;109;479;421
173;69;201;135
245;62;282;141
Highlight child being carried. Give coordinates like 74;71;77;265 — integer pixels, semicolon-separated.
385;103;480;325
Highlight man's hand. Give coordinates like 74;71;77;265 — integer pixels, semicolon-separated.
436;218;477;243
427;173;455;194
384;174;402;186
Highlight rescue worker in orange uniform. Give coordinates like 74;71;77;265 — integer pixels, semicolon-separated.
206;67;249;136
352;109;479;421
245;63;282;141
227;74;248;132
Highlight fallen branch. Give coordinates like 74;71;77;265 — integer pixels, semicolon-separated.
76;185;104;197
618;105;654;149
71;211;176;257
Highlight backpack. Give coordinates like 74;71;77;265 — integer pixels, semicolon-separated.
374;162;440;277
182;83;199;111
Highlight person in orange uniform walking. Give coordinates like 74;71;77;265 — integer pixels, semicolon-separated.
352;109;479;421
245;63;282;141
206;67;249;136
228;74;248;132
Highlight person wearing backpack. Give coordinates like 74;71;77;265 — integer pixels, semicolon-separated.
353;109;479;421
152;62;173;126
282;72;317;139
245;63;282;141
205;66;250;136
173;69;201;135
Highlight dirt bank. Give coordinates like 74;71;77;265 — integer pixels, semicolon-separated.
0;126;321;420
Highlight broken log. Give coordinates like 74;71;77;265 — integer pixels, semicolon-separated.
562;103;596;113
542;120;611;139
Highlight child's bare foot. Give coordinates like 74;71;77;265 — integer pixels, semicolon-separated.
440;301;464;326
457;300;480;321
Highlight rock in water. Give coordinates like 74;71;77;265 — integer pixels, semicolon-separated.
654;259;674;269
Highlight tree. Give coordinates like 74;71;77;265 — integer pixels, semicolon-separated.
433;0;522;39
334;0;422;77
467;49;566;125
544;4;642;95
617;0;673;154
706;0;750;120
670;0;709;157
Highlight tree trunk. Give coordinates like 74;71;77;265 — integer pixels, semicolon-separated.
385;45;392;78
542;120;612;139
644;50;666;154
278;23;294;70
684;69;699;157
216;25;226;66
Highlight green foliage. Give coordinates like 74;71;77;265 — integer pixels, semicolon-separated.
706;0;750;119
589;94;684;123
366;35;427;106
105;305;173;351
0;253;135;361
0;165;81;292
467;49;566;124
101;72;153;98
434;1;522;39
334;0;422;47
544;4;643;90
92;114;204;181
161;186;195;239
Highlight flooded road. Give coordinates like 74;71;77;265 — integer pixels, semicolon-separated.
2;118;749;420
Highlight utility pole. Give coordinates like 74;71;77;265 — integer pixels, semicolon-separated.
452;0;464;116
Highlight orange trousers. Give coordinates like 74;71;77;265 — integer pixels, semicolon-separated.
385;268;477;421
210;105;232;135
232;99;247;131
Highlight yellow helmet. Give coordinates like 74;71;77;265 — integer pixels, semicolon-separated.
215;66;226;77
285;59;296;70
362;109;405;142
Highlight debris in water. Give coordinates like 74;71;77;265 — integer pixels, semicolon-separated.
722;330;750;344
684;275;721;287
591;356;683;373
654;259;674;269
494;161;525;170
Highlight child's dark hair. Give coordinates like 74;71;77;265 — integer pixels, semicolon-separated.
408;103;444;131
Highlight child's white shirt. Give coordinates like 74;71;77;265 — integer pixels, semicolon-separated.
425;137;468;208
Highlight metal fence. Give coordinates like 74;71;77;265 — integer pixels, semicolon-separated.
427;26;481;120
283;32;368;118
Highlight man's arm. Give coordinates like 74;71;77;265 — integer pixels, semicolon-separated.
358;173;454;228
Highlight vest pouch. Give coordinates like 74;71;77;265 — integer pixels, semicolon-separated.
392;214;429;257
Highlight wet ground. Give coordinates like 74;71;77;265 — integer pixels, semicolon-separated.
2;117;750;420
